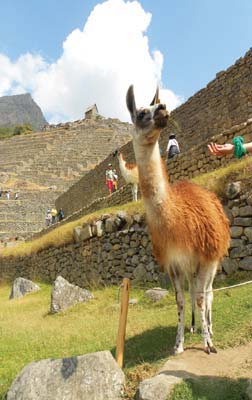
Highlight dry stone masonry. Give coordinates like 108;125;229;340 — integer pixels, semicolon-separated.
2;181;252;287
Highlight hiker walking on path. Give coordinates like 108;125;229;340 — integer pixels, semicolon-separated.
45;209;52;226
58;208;65;221
166;133;180;160
112;169;118;192
105;163;114;194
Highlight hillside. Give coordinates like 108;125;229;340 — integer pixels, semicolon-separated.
0;93;47;130
0;117;132;241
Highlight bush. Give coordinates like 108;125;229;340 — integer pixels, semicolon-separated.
13;124;33;136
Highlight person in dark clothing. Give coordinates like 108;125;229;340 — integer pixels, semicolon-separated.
166;133;180;159
58;208;65;221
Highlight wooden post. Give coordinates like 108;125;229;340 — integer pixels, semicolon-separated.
116;277;130;368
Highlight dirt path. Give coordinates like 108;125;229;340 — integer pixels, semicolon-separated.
160;342;252;380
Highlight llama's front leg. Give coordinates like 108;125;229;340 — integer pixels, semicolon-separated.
170;272;185;354
196;270;217;354
132;183;138;201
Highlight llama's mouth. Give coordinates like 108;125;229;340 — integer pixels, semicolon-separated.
154;108;169;128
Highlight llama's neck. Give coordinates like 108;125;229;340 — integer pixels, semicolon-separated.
118;154;127;172
133;140;173;210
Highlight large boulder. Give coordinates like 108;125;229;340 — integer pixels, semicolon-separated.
9;277;40;299
51;276;93;313
7;351;125;400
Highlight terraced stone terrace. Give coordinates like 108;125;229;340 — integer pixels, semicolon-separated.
0;117;132;241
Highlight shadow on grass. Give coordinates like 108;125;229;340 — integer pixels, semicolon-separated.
111;326;177;368
164;371;248;400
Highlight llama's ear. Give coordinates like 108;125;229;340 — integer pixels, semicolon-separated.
126;85;136;123
150;86;160;105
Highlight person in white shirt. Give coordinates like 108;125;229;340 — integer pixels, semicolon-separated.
166;133;180;160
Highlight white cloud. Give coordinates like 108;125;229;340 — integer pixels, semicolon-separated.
0;0;182;123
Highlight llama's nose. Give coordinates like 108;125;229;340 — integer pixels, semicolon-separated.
157;104;166;111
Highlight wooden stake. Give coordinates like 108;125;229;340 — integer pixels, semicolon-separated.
116;278;130;368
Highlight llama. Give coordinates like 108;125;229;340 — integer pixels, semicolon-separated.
126;85;230;354
113;149;139;201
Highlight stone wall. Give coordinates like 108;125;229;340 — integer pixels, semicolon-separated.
167;48;252;151
2;186;252;286
167;117;252;182
56;49;252;217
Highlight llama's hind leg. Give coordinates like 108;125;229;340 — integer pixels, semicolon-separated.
196;266;217;354
205;263;217;337
188;273;196;334
170;267;185;354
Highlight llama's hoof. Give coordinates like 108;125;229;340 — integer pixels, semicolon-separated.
174;346;184;355
210;346;217;353
190;326;196;334
204;345;217;354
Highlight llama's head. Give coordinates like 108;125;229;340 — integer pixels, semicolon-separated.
126;85;169;145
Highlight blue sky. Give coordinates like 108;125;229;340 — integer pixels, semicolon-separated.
0;0;251;122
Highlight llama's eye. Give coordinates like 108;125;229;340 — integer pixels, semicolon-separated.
138;111;146;120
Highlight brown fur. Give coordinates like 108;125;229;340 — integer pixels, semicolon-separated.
121;153;137;170
139;157;229;269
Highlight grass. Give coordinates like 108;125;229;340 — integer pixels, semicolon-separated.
1;271;252;399
192;156;252;199
170;378;247;400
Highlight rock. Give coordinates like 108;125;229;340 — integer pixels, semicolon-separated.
73;224;92;243
145;288;168;302
133;264;147;281
239;257;252;271
244;227;252;242
105;218;116;233
9;277;40;299
230;226;243;238
7;351;125;400
129;298;138;305
136;374;182;400
233;217;252;227
225;182;241;199
51;276;93;313
92;220;104;237
221;257;239;275
240;206;252;217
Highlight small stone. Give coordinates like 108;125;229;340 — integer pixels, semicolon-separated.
226;182;241;199
145;288;168;302
129;298;138;305
136;374;182;400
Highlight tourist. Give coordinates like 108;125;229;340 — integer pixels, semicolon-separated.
45;209;52;226
208;136;252;158
14;192;19;200
6;191;10;200
112;169;118;192
105;163;114;194
58;208;65;221
51;208;57;224
166;133;180;159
